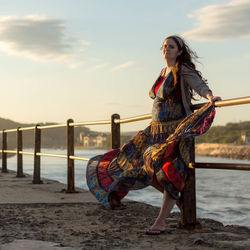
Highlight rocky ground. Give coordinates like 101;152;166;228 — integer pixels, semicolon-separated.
0;170;250;250
0;202;250;250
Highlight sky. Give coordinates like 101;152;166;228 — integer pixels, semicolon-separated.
0;0;250;132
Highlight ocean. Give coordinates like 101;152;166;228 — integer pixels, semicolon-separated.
4;148;250;228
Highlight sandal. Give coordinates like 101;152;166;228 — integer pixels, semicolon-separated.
146;228;166;235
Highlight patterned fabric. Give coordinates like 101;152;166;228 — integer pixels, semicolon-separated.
86;71;215;205
154;75;166;96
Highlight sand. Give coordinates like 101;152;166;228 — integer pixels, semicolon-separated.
0;170;250;250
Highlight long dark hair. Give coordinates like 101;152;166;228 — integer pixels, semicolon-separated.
164;35;207;99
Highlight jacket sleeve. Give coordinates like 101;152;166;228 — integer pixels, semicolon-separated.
181;65;212;99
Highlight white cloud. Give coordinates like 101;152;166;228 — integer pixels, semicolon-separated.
183;0;250;41
110;61;135;72
87;63;109;72
69;61;85;69
79;40;91;46
0;15;90;64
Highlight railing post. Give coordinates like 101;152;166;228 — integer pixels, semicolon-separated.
16;127;24;177
1;130;8;173
33;125;42;184
180;138;199;229
111;114;120;149
67;119;75;193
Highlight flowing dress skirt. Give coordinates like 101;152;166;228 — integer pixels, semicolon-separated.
86;103;215;206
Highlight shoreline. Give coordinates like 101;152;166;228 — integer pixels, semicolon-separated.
76;143;250;161
1;170;250;249
196;143;250;161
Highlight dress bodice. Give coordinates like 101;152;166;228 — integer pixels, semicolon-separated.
151;72;186;123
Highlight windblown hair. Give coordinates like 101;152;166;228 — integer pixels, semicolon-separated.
164;35;207;100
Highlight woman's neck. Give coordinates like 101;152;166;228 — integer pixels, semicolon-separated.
164;60;176;76
165;59;176;69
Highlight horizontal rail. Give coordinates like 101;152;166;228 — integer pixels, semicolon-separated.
37;124;67;130
2;129;17;133
69;155;89;161
1;150;17;154
115;114;152;124
19;126;36;132
2;148;250;169
36;152;67;159
0;150;34;156
19;151;35;156
0;97;249;132
194;162;250;171
69;120;111;126
193;96;250;110
115;96;250;124
0;121;111;134
215;96;250;107
0;149;89;161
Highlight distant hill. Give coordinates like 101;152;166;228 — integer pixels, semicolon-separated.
121;121;250;145
0;117;98;149
120;122;250;145
196;121;250;144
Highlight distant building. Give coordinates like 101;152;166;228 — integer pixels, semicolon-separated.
83;136;90;148
241;132;250;145
80;133;107;148
96;134;107;148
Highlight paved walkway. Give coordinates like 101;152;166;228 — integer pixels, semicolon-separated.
0;170;96;250
0;170;96;204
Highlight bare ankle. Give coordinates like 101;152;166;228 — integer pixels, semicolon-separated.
153;219;166;228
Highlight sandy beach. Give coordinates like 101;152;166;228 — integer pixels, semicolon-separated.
0;170;250;250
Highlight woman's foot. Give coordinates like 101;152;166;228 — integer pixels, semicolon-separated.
108;192;126;210
146;222;166;235
146;225;166;235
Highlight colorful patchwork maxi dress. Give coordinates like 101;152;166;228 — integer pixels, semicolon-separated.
86;71;215;206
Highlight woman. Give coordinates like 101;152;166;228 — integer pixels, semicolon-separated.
86;35;221;235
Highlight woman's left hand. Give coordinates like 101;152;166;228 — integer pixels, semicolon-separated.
207;94;222;104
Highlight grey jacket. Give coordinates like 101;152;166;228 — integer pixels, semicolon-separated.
180;65;212;115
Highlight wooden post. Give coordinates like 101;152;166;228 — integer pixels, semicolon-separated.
111;114;120;149
180;138;199;229
1;130;8;173
16;128;25;177
33;125;42;184
66;119;75;193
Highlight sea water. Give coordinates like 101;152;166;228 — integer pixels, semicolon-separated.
4;149;250;228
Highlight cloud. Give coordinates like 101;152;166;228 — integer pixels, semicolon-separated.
79;40;91;46
0;15;90;63
183;0;250;41
87;63;109;72
110;61;135;72
69;61;85;69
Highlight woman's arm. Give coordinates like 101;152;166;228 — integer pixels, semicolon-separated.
181;65;221;104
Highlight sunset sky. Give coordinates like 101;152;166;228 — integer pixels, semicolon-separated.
0;0;250;132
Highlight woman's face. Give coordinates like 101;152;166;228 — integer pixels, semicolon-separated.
162;38;182;61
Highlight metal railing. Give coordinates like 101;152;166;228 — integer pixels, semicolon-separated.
0;96;250;228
